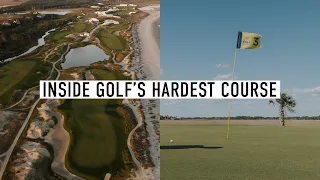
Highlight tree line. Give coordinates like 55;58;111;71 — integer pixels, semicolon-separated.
162;93;320;123
160;115;320;120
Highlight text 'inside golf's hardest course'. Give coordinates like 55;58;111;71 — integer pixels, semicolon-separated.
40;80;280;99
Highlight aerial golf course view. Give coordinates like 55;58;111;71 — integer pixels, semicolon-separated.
0;0;160;179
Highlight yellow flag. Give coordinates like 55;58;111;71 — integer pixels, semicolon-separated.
236;31;262;49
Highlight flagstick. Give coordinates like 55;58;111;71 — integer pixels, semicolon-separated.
226;48;238;139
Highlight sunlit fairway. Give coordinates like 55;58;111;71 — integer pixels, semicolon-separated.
160;120;320;180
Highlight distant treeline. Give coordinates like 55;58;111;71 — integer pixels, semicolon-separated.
0;14;75;61
160;115;320;120
0;0;100;13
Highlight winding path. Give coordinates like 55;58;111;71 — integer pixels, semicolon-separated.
0;45;70;179
124;100;143;177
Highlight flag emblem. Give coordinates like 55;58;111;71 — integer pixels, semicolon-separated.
236;31;262;49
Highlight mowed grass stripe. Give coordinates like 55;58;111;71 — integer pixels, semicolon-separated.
160;121;320;180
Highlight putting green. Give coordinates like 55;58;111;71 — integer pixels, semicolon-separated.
160;121;320;180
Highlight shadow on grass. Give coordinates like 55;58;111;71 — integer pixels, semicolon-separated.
160;145;223;150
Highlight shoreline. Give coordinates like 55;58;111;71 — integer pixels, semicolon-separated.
134;9;160;180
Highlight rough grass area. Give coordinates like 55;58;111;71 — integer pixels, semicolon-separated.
60;99;127;180
160;120;320;180
0;58;51;105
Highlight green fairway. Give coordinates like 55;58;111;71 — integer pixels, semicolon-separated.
0;60;35;97
59;68;130;179
0;58;51;105
51;30;71;42
61;99;127;180
160;121;320;180
74;23;88;32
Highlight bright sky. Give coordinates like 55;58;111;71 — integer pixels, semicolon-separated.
160;0;320;117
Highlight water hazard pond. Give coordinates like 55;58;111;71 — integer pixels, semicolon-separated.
61;45;108;69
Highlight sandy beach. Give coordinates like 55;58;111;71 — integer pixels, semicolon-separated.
139;9;160;180
138;10;160;80
130;6;160;180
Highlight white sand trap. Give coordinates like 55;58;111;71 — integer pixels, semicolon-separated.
44;100;84;180
104;173;111;180
130;168;155;180
70;73;80;80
